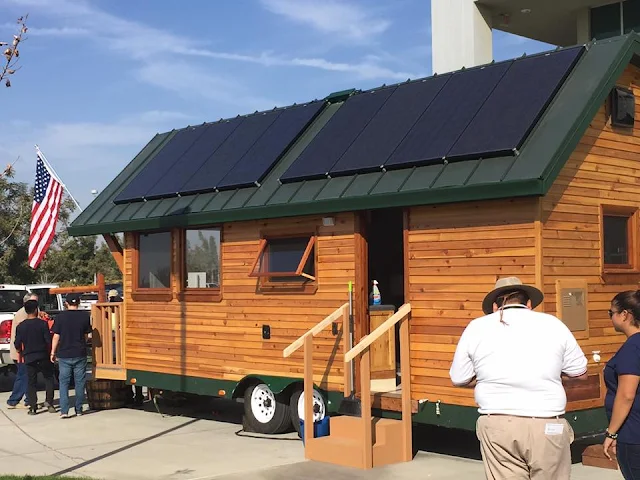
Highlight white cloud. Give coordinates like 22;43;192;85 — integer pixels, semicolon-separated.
5;0;416;83
135;61;280;111
29;26;90;36
260;0;390;42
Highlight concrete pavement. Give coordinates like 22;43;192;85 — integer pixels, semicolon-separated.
0;374;623;480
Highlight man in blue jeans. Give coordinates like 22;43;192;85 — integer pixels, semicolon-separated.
50;293;91;418
7;293;38;409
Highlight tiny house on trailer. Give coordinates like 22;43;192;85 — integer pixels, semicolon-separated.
71;33;640;469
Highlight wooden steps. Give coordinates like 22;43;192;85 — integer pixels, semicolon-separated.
305;415;411;470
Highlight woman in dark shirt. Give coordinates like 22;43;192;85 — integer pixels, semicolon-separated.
603;290;640;479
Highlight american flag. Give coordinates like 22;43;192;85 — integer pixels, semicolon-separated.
28;153;63;269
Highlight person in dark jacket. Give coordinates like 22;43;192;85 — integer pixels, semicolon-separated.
14;299;55;415
51;293;92;418
603;290;640;479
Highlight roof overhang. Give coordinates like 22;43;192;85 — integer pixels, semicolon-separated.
476;0;617;46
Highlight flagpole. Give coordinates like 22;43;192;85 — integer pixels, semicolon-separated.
34;144;83;213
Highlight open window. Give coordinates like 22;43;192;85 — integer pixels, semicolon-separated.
132;231;173;302
249;235;317;293
601;205;638;274
179;227;222;302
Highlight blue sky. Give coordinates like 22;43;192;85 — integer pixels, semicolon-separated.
2;0;554;212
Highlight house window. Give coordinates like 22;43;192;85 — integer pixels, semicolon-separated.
182;228;221;301
591;1;640;40
249;236;316;286
137;232;172;289
602;206;637;271
591;2;623;41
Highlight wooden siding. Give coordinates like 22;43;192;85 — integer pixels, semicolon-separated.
406;198;539;407
122;213;356;393
539;63;640;409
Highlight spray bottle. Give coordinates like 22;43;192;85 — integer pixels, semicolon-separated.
370;280;381;305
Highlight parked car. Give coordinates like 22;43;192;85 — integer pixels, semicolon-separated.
0;284;64;374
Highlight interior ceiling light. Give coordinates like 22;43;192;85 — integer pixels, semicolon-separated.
521;8;531;14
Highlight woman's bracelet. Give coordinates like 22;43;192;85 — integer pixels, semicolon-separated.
605;429;618;440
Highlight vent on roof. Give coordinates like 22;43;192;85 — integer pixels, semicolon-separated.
609;86;635;128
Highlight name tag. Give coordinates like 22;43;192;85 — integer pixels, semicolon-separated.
545;423;564;435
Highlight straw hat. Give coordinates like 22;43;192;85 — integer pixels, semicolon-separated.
482;276;543;315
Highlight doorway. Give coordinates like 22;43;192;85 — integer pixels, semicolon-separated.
363;207;405;392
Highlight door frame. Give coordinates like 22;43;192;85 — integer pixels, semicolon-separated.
351;208;410;395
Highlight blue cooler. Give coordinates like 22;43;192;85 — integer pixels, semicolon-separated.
299;416;330;444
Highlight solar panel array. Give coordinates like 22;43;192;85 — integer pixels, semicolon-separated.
279;46;584;183
114;46;584;204
113;101;324;204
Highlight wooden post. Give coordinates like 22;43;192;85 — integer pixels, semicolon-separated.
342;304;351;396
102;234;124;273
399;316;412;461
114;305;121;366
91;304;102;370
360;347;373;469
304;334;314;450
97;273;106;302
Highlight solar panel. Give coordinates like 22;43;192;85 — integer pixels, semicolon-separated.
384;61;511;170
178;110;281;195
447;46;584;159
327;75;451;177
113;125;208;204
279;86;397;183
142;117;242;200
216;101;324;190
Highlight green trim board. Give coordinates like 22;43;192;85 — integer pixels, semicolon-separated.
127;370;607;437
69;34;640;237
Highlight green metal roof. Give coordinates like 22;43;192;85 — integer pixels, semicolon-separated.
69;33;640;236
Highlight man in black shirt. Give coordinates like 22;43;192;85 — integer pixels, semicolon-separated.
14;299;55;415
51;293;91;418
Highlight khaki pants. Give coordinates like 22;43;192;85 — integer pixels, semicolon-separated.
476;415;574;480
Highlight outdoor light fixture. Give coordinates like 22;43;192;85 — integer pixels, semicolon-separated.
322;216;335;226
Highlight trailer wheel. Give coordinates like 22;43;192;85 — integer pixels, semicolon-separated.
289;387;326;435
243;383;291;434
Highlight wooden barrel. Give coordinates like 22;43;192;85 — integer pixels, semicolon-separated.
86;379;133;410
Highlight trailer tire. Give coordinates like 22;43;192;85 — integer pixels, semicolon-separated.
243;383;291;434
289;387;326;435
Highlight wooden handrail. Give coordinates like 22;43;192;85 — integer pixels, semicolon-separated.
344;303;411;363
283;303;348;358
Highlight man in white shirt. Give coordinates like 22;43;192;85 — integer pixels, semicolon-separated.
450;277;588;480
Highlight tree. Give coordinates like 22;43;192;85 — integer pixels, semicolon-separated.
1;14;28;89
0;170;34;283
37;224;122;286
0;14;28;182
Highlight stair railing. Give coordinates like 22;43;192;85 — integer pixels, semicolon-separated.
283;302;350;447
90;302;126;380
344;303;412;468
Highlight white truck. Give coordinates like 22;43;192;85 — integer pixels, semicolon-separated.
0;284;64;373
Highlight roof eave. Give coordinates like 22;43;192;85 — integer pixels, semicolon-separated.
67;178;544;236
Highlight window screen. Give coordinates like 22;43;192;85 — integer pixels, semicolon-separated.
138;232;171;288
603;215;629;265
